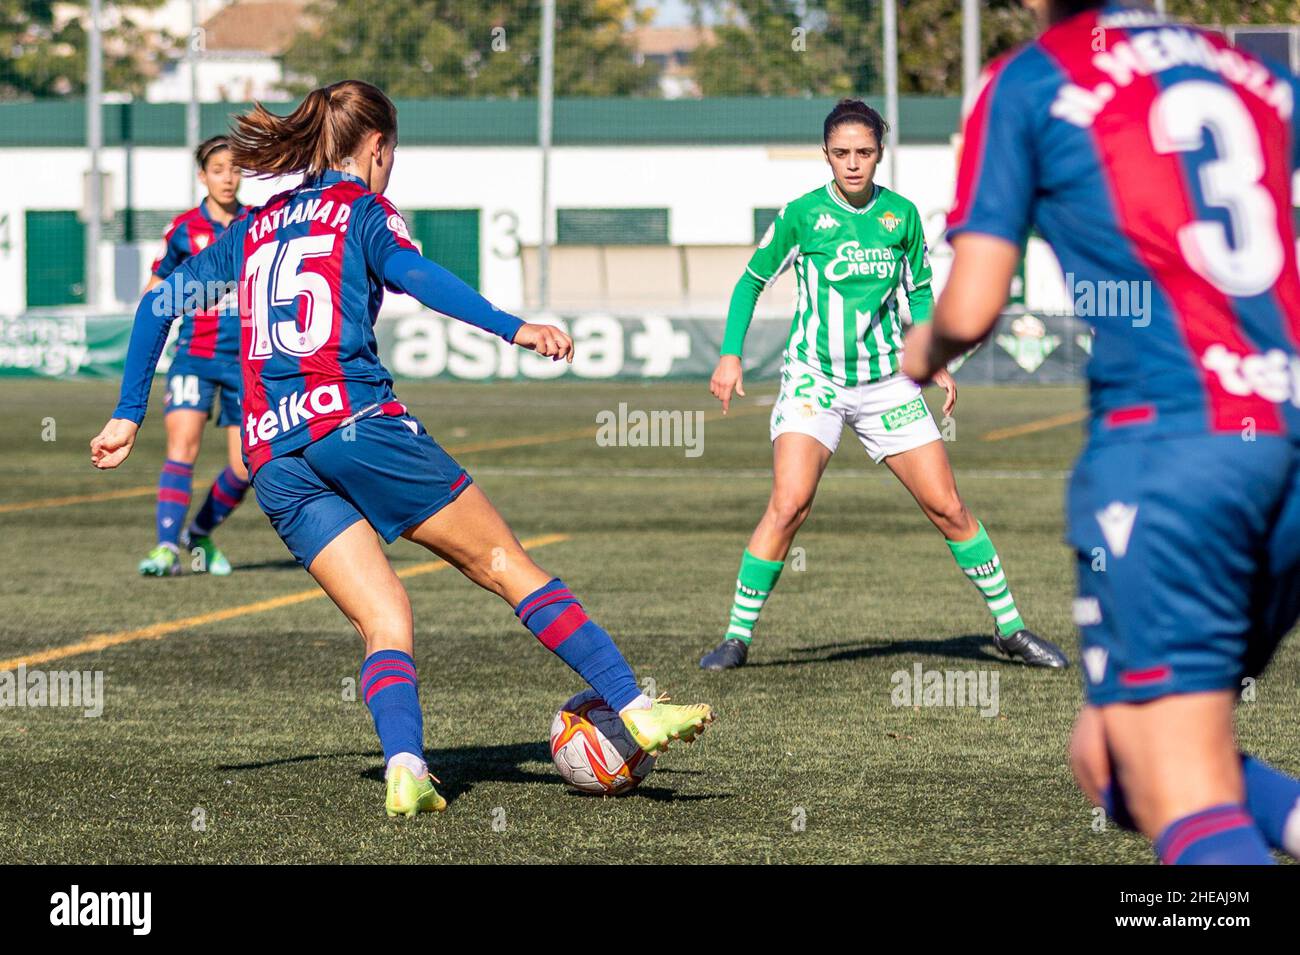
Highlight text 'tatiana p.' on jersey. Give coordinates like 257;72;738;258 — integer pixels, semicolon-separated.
948;3;1300;440
167;170;420;474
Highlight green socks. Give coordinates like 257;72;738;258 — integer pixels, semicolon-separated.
946;522;1025;637
726;549;784;645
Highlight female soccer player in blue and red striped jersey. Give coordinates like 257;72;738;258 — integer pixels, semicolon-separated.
906;0;1300;864
138;136;251;578
90;81;713;817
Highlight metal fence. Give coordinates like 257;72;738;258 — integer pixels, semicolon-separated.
1;1;1293;376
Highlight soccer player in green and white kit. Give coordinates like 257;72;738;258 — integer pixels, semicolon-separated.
700;99;1067;671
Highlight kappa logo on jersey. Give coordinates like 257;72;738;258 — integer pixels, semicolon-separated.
813;213;838;231
825;241;896;281
387;213;412;242
1082;646;1109;685
245;383;345;448
1096;502;1138;558
1201;345;1300;408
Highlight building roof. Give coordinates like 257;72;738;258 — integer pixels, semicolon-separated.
630;25;715;57
201;0;309;55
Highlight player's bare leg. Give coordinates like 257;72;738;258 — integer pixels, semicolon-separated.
184;423;249;576
401;484;552;604
164;409;206;465
885;438;1067;668
882;438;975;540
308;519;414;656
1098;691;1272;862
1068;704;1110;810
701;433;831;670
404;484;713;755
308;521;442;816
139;409;207;577
225;424;249;483
746;433;833;561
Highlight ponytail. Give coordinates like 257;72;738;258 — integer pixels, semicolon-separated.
228;80;398;179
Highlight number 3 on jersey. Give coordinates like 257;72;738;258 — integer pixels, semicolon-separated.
245;235;337;359
1150;81;1284;299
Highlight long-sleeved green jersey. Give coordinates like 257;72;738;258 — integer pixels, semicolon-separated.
722;182;934;387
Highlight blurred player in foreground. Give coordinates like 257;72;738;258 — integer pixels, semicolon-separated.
139;136;249;577
91;80;713;818
702;99;1066;671
905;0;1300;863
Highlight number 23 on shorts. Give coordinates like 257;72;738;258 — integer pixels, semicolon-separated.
792;373;835;409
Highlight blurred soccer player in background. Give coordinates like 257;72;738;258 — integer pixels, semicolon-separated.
138;136;249;578
905;0;1300;863
702;99;1066;672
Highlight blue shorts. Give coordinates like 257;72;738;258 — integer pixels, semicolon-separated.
1067;434;1300;705
251;413;472;569
164;355;241;428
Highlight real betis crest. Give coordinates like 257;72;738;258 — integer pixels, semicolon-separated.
996;314;1060;374
945;342;981;375
878;211;900;233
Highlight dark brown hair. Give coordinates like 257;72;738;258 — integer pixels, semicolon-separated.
195;135;231;170
227;80;398;179
823;98;888;148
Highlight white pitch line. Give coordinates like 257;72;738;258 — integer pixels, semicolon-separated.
468;466;1069;480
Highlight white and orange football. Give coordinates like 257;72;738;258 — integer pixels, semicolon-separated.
549;689;655;795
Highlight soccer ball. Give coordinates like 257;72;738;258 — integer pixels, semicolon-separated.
549;689;654;795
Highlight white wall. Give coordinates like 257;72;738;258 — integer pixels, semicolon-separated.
2;142;968;315
9;140;1295;317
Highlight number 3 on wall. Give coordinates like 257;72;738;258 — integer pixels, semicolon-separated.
1150;80;1284;299
245;235;337;359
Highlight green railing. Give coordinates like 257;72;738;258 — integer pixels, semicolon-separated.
0;96;963;148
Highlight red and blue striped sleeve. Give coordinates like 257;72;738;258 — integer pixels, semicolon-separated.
947;54;1038;248
177;217;246;292
1288;72;1300;172
151;214;190;278
356;194;420;286
112;220;248;424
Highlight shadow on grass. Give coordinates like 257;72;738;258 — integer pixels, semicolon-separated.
219;741;725;804
219;557;304;573
746;634;1009;668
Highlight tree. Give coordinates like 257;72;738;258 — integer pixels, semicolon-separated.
283;0;660;98
686;0;865;97
0;0;171;101
685;1;1297;98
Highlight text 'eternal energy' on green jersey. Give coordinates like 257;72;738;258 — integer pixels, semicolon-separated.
722;182;934;387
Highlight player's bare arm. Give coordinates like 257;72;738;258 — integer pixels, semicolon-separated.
514;323;574;362
709;354;745;414
902;234;1019;384
90;418;140;470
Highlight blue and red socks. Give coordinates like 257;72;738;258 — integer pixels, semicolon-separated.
360;649;426;776
515;579;644;712
156;459;193;548
1104;753;1300;860
1156;804;1274;865
1241;754;1300;858
188;466;249;538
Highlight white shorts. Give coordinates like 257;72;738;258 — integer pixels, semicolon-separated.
769;358;942;462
